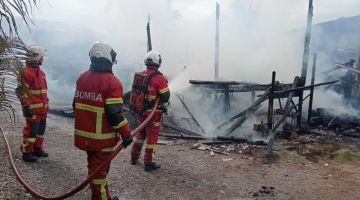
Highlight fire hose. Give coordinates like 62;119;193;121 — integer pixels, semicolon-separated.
0;98;160;200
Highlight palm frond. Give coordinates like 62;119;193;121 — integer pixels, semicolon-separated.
0;0;38;38
0;37;27;122
0;0;38;122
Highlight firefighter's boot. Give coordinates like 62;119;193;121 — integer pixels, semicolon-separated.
34;148;49;157
108;196;119;200
145;162;161;172
130;157;138;165
22;152;37;162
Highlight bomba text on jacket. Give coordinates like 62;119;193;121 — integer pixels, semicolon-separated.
75;90;103;102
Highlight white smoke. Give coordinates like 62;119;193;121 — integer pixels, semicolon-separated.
27;0;360;89
17;0;360;136
313;88;360;117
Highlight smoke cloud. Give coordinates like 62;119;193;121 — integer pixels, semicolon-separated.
16;0;360;137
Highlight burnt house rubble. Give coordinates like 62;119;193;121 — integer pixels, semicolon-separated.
160;1;360;154
47;0;360;156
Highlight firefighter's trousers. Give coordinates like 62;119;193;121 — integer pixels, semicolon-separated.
21;116;47;153
87;151;113;200
131;112;162;165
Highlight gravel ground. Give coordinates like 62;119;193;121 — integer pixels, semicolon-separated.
1;114;360;200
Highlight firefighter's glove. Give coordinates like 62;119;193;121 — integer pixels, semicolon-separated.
158;103;168;114
23;105;34;118
122;135;133;148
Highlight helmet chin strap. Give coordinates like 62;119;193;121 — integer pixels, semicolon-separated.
26;60;41;67
110;49;117;64
146;65;160;69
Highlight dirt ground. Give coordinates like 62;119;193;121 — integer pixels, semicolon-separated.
1;114;360;200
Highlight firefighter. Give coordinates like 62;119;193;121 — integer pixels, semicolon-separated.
17;45;49;162
73;41;133;200
130;50;170;172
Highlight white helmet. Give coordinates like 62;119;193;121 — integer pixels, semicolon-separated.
144;50;162;66
26;45;47;62
89;41;117;64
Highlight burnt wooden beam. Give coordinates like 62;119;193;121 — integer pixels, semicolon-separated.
224;85;230;114
227;83;293;92
163;122;203;137
158;132;267;145
297;0;314;130
159;133;204;140
274;80;338;95
223;116;247;136
220;73;280;135
335;63;360;74
278;98;283;109
267;93;311;155
215;2;220;80
291;100;298;112
301;0;313;79
284;77;300;112
189;80;244;85
190;80;293;92
175;93;206;134
272;93;311;133
267;71;276;130
216;87;271;130
201;141;232;145
146;16;152;52
307;53;317;127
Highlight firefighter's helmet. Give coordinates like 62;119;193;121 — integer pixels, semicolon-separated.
89;41;117;64
26;45;47;62
144;50;162;67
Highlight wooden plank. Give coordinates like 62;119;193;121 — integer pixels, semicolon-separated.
307;53;317;127
267;71;276;130
221;73;278;135
175;94;206;134
189;80;243;85
216;89;269;130
162;122;203;137
335;63;360;74
274;80;338;95
284;76;300;112
297;0;314;129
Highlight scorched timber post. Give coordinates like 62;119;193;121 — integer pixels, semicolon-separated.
267;71;276;130
215;2;220;80
307;53;317;128
146;15;152;52
298;0;314;129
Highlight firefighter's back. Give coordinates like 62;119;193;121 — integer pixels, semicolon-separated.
74;69;122;151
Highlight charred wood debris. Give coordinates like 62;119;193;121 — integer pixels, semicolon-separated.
48;66;360;158
47;57;360;158
47;62;360;158
48;0;360;158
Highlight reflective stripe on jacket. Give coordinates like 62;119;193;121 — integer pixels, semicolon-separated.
143;66;170;115
20;64;49;115
74;69;130;151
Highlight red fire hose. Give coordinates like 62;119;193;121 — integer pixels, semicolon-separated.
0;99;160;200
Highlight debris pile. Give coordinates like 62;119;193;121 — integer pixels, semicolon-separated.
310;108;360;138
191;142;254;156
48;108;74;118
253;186;276;197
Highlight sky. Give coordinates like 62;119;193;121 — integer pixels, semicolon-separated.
20;0;360;102
33;0;360;31
29;0;360;79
